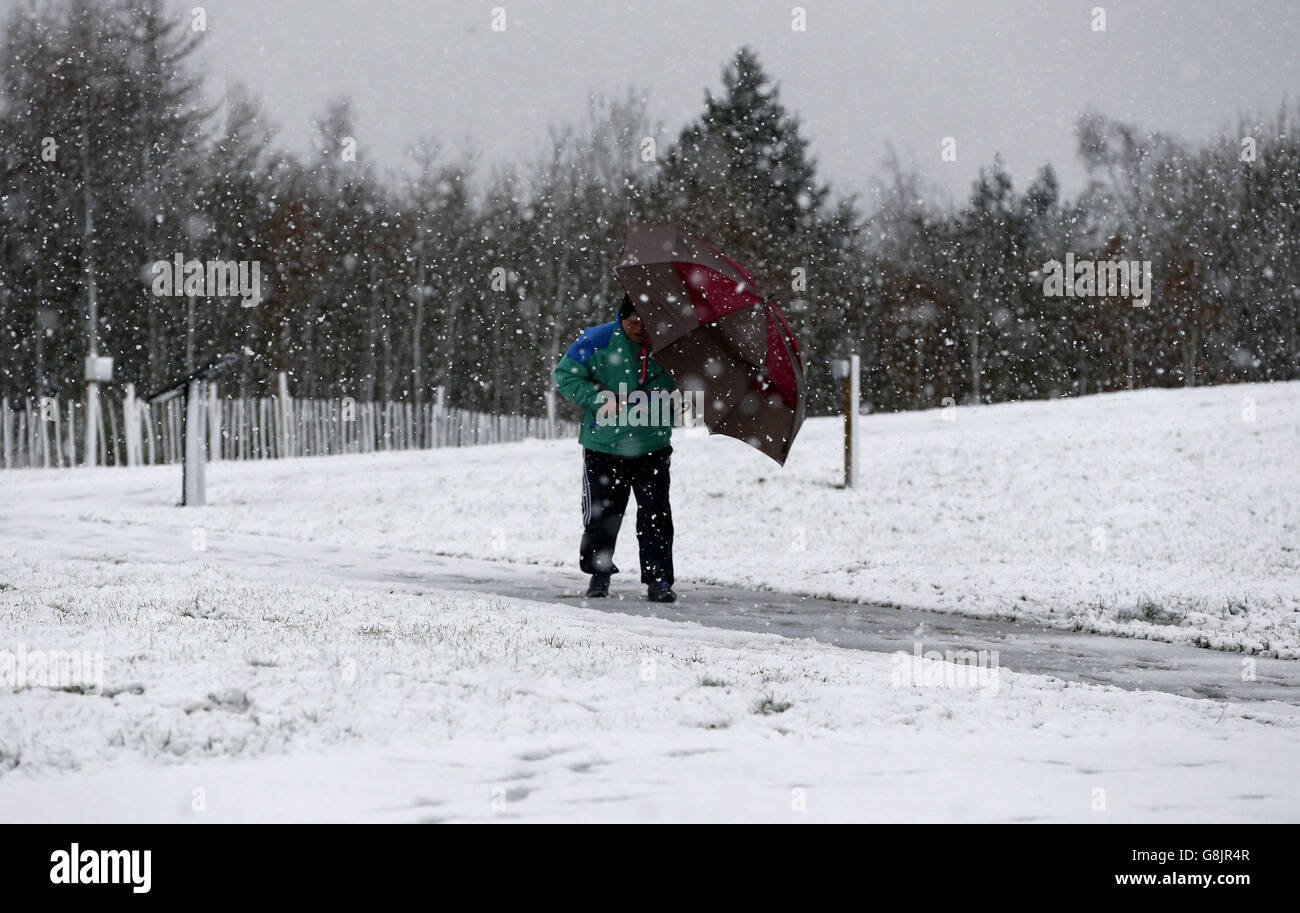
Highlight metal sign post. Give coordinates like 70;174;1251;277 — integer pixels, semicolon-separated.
847;354;860;487
831;355;860;487
145;353;241;506
183;378;205;505
83;354;113;466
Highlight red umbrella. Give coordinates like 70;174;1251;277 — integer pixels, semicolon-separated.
615;223;806;465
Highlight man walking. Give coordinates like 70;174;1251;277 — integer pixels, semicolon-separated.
555;294;677;602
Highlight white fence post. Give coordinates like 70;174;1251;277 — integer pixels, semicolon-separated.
277;371;291;458
124;383;140;467
183;379;205;505
1;397;10;469
83;377;99;467
207;381;220;461
66;400;76;467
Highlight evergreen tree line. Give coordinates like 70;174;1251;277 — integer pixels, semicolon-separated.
1;1;1296;420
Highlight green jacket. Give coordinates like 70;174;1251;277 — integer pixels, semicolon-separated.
555;316;677;456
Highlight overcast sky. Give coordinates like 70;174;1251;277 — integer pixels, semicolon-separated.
14;0;1300;205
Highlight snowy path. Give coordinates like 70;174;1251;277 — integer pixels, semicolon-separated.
398;559;1300;709
7;496;1296;713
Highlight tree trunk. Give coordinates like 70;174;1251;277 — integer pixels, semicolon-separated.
1183;322;1197;387
1125;316;1135;390
413;230;425;408
967;320;981;405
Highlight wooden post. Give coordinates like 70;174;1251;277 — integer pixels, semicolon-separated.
1;397;10;469
161;399;169;462
18;406;28;468
259;397;269;458
106;394;120;466
207;381;221;462
182;379;205;505
141;403;152;468
843;353;860;488
144;400;156;465
97;390;108;466
69;399;77;466
169;398;180;463
36;397;51;468
124;383;140;467
37;398;51;468
52;397;64;466
277;371;291;458
83;376;99;467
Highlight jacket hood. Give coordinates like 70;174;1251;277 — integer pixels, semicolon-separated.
616;293;636;323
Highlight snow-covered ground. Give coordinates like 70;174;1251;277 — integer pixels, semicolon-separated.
1;551;1297;822
2;381;1298;821
17;379;1295;654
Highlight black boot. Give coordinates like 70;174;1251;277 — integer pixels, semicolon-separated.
647;581;676;603
586;573;611;598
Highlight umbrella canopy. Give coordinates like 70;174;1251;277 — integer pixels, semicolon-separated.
615;223;805;465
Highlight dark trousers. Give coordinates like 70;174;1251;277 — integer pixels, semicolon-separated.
580;446;674;585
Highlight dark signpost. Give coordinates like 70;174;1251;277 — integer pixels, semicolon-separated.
145;353;241;506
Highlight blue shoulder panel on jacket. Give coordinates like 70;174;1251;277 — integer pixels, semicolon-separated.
564;321;617;364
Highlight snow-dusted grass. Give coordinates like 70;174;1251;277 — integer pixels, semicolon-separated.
12;380;1293;655
2;382;1298;820
1;551;1297;821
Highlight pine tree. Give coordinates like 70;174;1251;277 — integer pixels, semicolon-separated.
656;47;829;281
654;47;858;413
